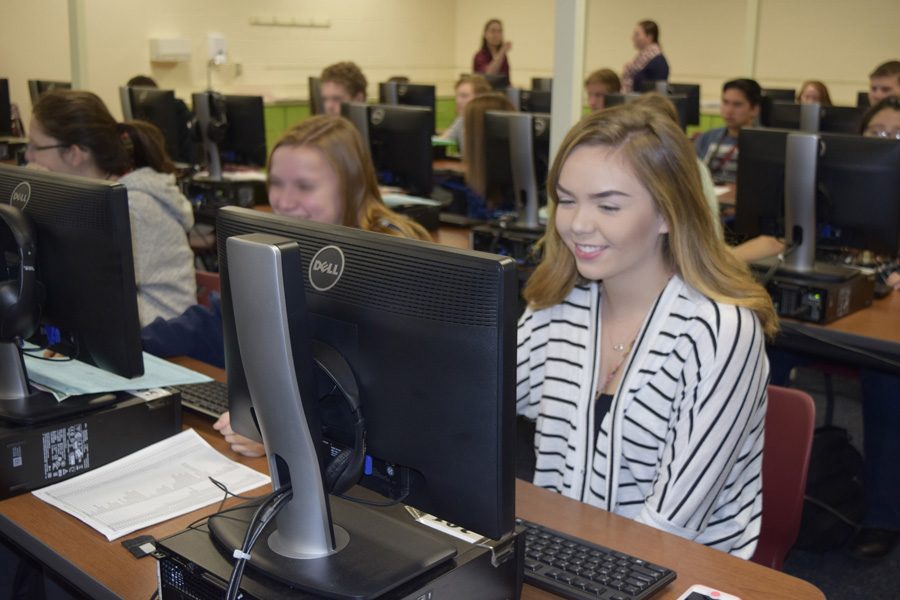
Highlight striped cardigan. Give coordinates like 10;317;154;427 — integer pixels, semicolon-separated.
516;276;768;558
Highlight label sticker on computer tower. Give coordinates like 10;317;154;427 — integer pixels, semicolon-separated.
11;445;22;468
42;423;90;479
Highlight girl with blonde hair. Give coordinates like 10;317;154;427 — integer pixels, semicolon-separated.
517;103;776;558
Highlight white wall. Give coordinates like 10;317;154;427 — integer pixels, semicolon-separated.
1;0;897;128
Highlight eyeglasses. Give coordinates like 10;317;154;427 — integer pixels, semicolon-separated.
864;128;900;140
26;142;69;153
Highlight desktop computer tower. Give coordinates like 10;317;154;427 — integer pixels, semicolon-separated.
156;501;524;599
0;391;181;499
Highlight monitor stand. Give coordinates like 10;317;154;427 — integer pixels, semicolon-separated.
208;495;457;600
0;342;120;425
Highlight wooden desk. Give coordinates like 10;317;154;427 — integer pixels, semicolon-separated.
0;357;822;600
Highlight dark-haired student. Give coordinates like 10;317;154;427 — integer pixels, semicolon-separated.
473;18;511;78
517;103;776;557
694;78;762;185
868;60;900;106
26;89;196;325
621;20;669;93
320;61;368;117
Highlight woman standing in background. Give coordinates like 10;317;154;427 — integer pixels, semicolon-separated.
622;20;669;93
473;19;511;79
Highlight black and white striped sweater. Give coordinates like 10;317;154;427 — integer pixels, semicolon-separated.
516;276;768;558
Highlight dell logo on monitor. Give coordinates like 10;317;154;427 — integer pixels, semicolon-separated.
309;245;345;291
10;182;31;210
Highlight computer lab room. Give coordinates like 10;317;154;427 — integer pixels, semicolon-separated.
0;1;898;599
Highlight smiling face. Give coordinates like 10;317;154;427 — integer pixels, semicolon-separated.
267;145;343;225
554;144;668;286
869;75;900;106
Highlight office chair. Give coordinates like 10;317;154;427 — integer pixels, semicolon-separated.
195;270;221;308
750;385;816;570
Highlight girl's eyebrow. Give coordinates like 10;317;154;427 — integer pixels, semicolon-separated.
556;183;631;200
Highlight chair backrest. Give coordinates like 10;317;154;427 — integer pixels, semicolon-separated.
195;270;221;308
751;384;816;570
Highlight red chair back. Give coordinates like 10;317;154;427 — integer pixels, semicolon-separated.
751;385;816;570
195;270;221;308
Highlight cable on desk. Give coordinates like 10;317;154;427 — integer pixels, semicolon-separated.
209;475;258;512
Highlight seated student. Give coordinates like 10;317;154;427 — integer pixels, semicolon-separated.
868;60;900;106
461;92;516;214
438;74;492;153
797;80;833;106
126;75;196;164
141;115;429;455
26;89;196;326
584;68;622;112
320;61;368;116
736;96;900;559
517;103;776;557
694;78;762;185
632;92;722;238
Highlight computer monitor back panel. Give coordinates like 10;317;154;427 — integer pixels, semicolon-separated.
0;80;12;136
28;80;71;105
217;206;517;539
378;83;436;133
735;128;900;256
0;165;143;377
519;89;551;114
122;87;181;162
222;95;267;167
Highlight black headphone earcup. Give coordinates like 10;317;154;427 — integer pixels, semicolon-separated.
325;448;354;494
0;204;37;341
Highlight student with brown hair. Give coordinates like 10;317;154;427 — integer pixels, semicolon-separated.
622;20;669;93
473;19;511;78
868;60;900;106
517;103;776;557
462;92;516;209
319;61;368;116
26;89;195;325
438;74;492;152
584;68;622;112
797;80;833;106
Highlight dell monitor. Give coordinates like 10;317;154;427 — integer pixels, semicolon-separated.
0;164;144;423
531;77;552;92
483;110;551;228
341;102;433;197
308;77;324;115
764;102;865;135
0;79;12;136
214;206;516;593
378;82;437;133
518;89;551;114
762;88;796;102
641;81;702;126
221;95;267;167
27;80;71;106
735;128;900;257
119;86;183;162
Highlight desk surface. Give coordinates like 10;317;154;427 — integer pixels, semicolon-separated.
0;357;823;600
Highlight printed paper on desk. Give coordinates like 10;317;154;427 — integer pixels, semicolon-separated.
32;429;271;541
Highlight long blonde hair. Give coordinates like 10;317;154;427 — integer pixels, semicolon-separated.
525;104;778;338
268;115;429;241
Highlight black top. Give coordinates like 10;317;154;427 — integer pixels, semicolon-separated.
594;392;614;440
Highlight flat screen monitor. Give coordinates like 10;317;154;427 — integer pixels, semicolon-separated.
857;92;870;109
378;82;436;132
341;103;433;197
0;164;144;422
518;89;551;114
217;206;517;540
0;79;12;136
531;77;552;92
762;88;796;102
119;86;182;162
308;77;324;115
640;82;701;126
820;105;865;134
734;128;900;256
27;80;71;105
221;95;267;168
483;110;550;225
484;73;510;91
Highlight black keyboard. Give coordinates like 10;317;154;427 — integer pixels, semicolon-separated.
171;381;229;418
518;518;676;600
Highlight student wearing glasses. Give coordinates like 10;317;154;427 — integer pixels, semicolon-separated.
25;89;196;326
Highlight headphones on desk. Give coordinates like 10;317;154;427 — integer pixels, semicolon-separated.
0;203;38;341
313;340;367;495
